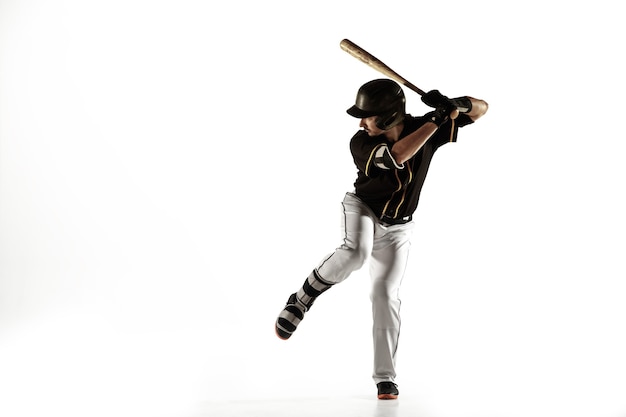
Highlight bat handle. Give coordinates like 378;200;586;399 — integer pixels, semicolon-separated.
403;81;426;96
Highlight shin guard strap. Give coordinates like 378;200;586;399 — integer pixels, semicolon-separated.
298;270;333;308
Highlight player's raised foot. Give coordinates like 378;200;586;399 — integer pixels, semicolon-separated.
275;293;307;340
377;382;399;400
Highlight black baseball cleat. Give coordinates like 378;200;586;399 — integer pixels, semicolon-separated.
377;382;399;400
275;293;307;340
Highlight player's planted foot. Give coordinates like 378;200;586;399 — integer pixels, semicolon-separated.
377;382;399;400
275;293;307;340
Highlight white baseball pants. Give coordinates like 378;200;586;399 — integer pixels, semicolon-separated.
316;192;415;384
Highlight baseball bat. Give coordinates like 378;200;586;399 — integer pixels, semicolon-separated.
340;38;459;120
339;38;426;96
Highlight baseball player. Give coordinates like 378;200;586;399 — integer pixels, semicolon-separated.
275;79;488;399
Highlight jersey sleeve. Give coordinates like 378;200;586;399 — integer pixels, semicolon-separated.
350;131;404;177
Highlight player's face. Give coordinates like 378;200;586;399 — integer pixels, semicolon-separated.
360;116;384;136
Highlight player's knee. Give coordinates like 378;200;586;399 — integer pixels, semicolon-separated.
351;245;371;270
370;281;398;303
339;241;371;271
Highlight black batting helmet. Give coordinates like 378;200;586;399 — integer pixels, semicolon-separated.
346;79;406;130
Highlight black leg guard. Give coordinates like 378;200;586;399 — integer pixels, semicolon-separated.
275;270;334;340
295;269;334;309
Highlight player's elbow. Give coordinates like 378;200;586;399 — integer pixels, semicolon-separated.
391;152;408;165
468;98;489;121
375;144;406;169
390;146;412;166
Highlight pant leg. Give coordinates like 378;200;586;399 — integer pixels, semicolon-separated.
369;221;415;384
277;193;378;340
315;193;376;284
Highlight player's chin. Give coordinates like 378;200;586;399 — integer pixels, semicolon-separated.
363;127;382;137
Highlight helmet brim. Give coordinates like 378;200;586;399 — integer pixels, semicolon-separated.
346;105;378;119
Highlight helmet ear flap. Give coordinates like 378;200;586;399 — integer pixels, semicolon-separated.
375;109;404;130
376;110;398;130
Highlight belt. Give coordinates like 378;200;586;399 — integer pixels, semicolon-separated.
380;215;412;225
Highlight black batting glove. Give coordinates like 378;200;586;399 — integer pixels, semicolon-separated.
421;90;451;109
428;104;455;127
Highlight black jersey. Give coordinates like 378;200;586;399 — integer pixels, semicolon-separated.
349;113;474;221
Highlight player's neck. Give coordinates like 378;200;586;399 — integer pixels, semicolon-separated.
383;123;404;143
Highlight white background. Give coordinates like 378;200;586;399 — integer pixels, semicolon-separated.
1;1;625;417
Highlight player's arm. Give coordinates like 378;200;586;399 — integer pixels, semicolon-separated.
390;123;438;165
390;96;489;164
422;90;489;122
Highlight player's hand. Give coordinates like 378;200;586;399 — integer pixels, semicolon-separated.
429;103;458;126
421;90;451;109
